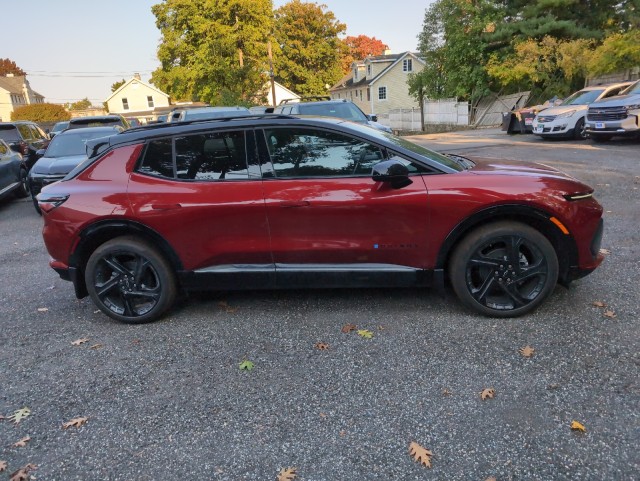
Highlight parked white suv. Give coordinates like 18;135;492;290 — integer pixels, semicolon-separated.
585;79;640;142
532;82;631;140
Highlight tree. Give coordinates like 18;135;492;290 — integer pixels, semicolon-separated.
274;0;347;96
67;98;92;111
407;71;429;131
0;58;26;76
151;0;275;105
417;0;503;100
11;103;70;122
341;35;388;72
111;79;126;92
587;29;640;76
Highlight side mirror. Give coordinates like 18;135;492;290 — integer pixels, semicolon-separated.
372;159;412;189
367;114;378;122
36;149;46;158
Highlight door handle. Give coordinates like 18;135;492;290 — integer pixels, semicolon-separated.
151;203;182;210
279;200;310;208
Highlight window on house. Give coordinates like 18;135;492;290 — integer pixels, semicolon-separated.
367;64;372;76
122;98;129;110
403;59;413;72
354;68;358;80
367;88;370;101
378;86;387;100
147;96;154;108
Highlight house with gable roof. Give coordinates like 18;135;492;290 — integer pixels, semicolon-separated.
0;74;45;122
329;51;424;116
104;74;171;124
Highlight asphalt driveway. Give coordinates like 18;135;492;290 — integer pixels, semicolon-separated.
0;130;638;480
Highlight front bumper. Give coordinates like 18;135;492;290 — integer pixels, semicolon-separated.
585;112;639;136
532;117;578;137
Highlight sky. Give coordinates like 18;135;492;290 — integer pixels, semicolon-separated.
3;0;433;106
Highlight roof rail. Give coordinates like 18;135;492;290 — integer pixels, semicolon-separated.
125;113;299;132
279;96;331;105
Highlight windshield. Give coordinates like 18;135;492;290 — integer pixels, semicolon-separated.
561;89;604;106
45;130;114;157
299;102;369;122
52;122;69;132
623;80;640;95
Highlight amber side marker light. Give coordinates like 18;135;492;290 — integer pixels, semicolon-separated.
549;216;570;235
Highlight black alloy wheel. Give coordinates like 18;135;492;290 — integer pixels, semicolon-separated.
449;221;559;317
574;118;587;140
85;236;177;323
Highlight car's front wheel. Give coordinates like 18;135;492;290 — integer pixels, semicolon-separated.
85;236;177;324
449;221;559;317
573;118;587;140
15;168;29;198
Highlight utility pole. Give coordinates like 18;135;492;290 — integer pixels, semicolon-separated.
268;41;277;107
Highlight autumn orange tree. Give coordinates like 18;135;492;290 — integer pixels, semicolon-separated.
341;35;388;72
0;58;26;76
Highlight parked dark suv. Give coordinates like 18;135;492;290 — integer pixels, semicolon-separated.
37;114;604;324
0;121;49;170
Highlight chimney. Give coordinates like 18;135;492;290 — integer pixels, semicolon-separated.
383;49;392;56
134;73;141;80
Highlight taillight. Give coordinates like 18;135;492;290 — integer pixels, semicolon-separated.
20;141;29;156
37;193;69;213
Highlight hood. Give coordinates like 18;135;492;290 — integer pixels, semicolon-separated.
469;158;579;181
536;104;587;116
589;93;640;108
31;154;86;176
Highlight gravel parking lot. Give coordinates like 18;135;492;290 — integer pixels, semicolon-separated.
1;129;638;480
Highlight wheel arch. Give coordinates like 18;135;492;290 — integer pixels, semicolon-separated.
436;204;578;285
70;220;184;298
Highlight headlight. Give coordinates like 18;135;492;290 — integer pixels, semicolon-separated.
556;110;576;119
626;104;640;111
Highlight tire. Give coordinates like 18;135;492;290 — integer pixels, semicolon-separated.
31;193;42;215
449;221;559;317
573;118;587;140
85;236;177;324
590;134;612;143
15;168;29;198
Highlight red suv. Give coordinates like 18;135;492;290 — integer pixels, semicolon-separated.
38;116;604;323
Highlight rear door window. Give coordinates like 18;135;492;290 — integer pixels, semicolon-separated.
0;126;20;142
17;124;33;140
175;131;248;181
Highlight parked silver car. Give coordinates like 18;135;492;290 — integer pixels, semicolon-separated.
585;80;640;142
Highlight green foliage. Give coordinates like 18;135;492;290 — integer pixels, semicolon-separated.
587;30;640;76
11;103;70;122
274;0;347;96
0;58;26;76
417;0;502;100
151;0;274;105
111;79;126;92
68;97;92;111
239;360;254;371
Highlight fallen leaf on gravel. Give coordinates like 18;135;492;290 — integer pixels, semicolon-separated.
9;463;36;481
339;430;346;437
519;346;535;357
239;360;254;371
571;420;586;432
71;338;89;346
0;460;7;471
603;310;617;318
599;248;611;255
8;408;30;425
89;344;104;350
277;466;297;481
341;323;357;333
377;325;386;331
481;388;495;400
218;301;238;313
37;307;48;313
314;342;329;350
486;477;497;481
442;389;452;396
357;329;373;339
12;436;30;448
592;301;606;308
409;441;432;468
62;417;88;429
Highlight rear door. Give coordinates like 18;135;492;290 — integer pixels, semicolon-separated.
128;128;273;288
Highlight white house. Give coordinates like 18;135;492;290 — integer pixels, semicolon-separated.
104;74;171;123
0;74;45;122
329;51;425;116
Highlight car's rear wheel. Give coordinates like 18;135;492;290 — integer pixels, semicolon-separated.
85;236;177;324
15;168;29;198
573;118;587;140
449;221;558;317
